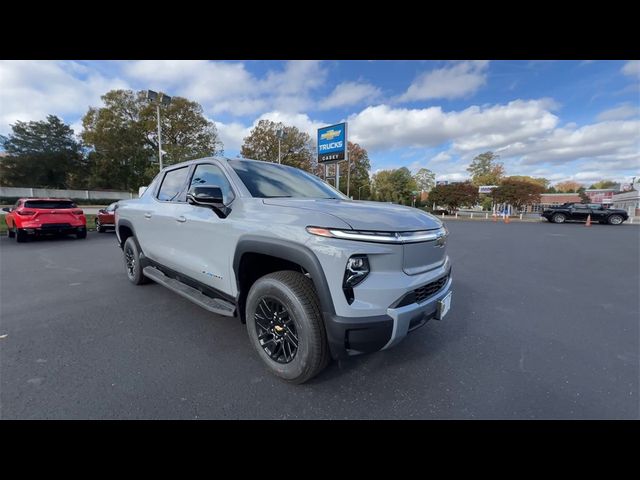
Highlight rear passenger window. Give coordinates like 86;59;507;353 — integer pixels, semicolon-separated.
190;164;235;204
157;167;189;202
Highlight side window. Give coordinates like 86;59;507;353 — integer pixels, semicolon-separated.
189;164;235;204
588;204;601;210
157;167;190;202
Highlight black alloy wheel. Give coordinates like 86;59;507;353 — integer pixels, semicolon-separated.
254;296;299;364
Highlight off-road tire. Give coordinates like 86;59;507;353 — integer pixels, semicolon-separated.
246;270;330;384
123;236;149;285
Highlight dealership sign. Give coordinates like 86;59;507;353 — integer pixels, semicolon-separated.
317;123;347;163
478;185;498;194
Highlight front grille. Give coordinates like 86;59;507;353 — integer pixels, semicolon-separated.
394;274;449;308
414;275;448;303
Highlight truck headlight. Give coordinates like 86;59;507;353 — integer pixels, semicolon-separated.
344;255;369;288
342;255;369;305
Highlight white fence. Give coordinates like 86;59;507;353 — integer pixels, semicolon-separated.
0;186;137;201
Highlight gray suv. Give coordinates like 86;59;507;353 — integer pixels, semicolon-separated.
116;157;453;383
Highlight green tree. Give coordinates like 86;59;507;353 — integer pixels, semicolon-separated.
337;142;371;198
240;119;315;172
555;180;582;193
0;115;85;188
466;151;505;186
424;181;479;213
505;175;549;190
413;167;436;192
371;167;417;205
492;179;544;210
82;89;222;191
578;187;590;203
589;180;618;189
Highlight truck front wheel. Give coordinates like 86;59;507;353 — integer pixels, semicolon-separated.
245;271;330;384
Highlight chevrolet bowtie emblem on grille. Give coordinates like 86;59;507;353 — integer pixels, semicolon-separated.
320;129;341;141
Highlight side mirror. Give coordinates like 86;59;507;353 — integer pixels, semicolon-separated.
187;186;230;218
2;207;11;213
98;209;107;214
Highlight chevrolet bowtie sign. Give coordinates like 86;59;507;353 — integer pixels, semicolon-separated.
317;122;347;163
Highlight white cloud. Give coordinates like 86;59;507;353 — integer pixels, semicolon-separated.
430;151;452;164
215;121;251;154
621;60;640;77
124;60;327;116
347;99;559;152
398;61;489;102
597;103;639;121
501;120;640;165
319;81;381;110
215;111;326;153
0;60;129;134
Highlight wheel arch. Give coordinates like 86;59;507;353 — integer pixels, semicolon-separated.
116;219;138;249
233;236;336;325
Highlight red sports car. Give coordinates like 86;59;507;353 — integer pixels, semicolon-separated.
3;198;87;242
96;202;117;233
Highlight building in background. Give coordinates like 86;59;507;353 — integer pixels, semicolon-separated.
585;188;619;205
611;187;640;217
527;193;582;213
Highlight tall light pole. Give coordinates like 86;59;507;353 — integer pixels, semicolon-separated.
358;184;369;200
276;129;287;164
146;90;172;171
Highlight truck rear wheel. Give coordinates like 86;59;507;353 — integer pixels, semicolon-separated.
552;213;566;224
123;237;149;285
245;270;330;384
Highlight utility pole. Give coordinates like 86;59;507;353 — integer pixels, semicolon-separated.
156;103;163;171
276;129;286;164
146;90;172;171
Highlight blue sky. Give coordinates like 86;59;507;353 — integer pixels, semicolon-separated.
1;60;638;186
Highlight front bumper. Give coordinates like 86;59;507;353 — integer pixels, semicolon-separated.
324;275;453;359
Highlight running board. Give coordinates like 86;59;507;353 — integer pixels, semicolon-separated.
143;266;235;317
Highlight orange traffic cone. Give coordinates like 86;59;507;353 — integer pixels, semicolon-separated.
492;212;497;222
504;214;510;224
585;214;592;227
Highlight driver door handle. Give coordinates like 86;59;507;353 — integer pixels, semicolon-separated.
144;212;152;219
176;216;187;223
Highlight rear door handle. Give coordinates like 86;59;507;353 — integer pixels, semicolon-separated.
144;212;152;219
176;216;187;223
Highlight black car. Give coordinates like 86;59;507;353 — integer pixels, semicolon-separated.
542;203;628;225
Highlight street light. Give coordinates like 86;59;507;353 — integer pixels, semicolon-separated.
276;129;287;164
358;184;369;200
146;90;172;171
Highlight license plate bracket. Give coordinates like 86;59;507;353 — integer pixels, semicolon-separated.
436;291;452;320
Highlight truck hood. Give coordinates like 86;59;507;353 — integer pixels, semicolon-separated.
262;198;442;231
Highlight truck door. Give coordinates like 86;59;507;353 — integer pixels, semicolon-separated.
571;204;591;221
138;165;192;267
588;204;606;221
173;162;238;295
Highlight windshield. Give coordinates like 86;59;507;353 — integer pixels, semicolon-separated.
24;200;76;209
229;160;348;199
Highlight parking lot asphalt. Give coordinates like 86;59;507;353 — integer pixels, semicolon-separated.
1;221;638;419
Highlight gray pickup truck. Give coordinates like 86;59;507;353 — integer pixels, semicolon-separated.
115;157;453;383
